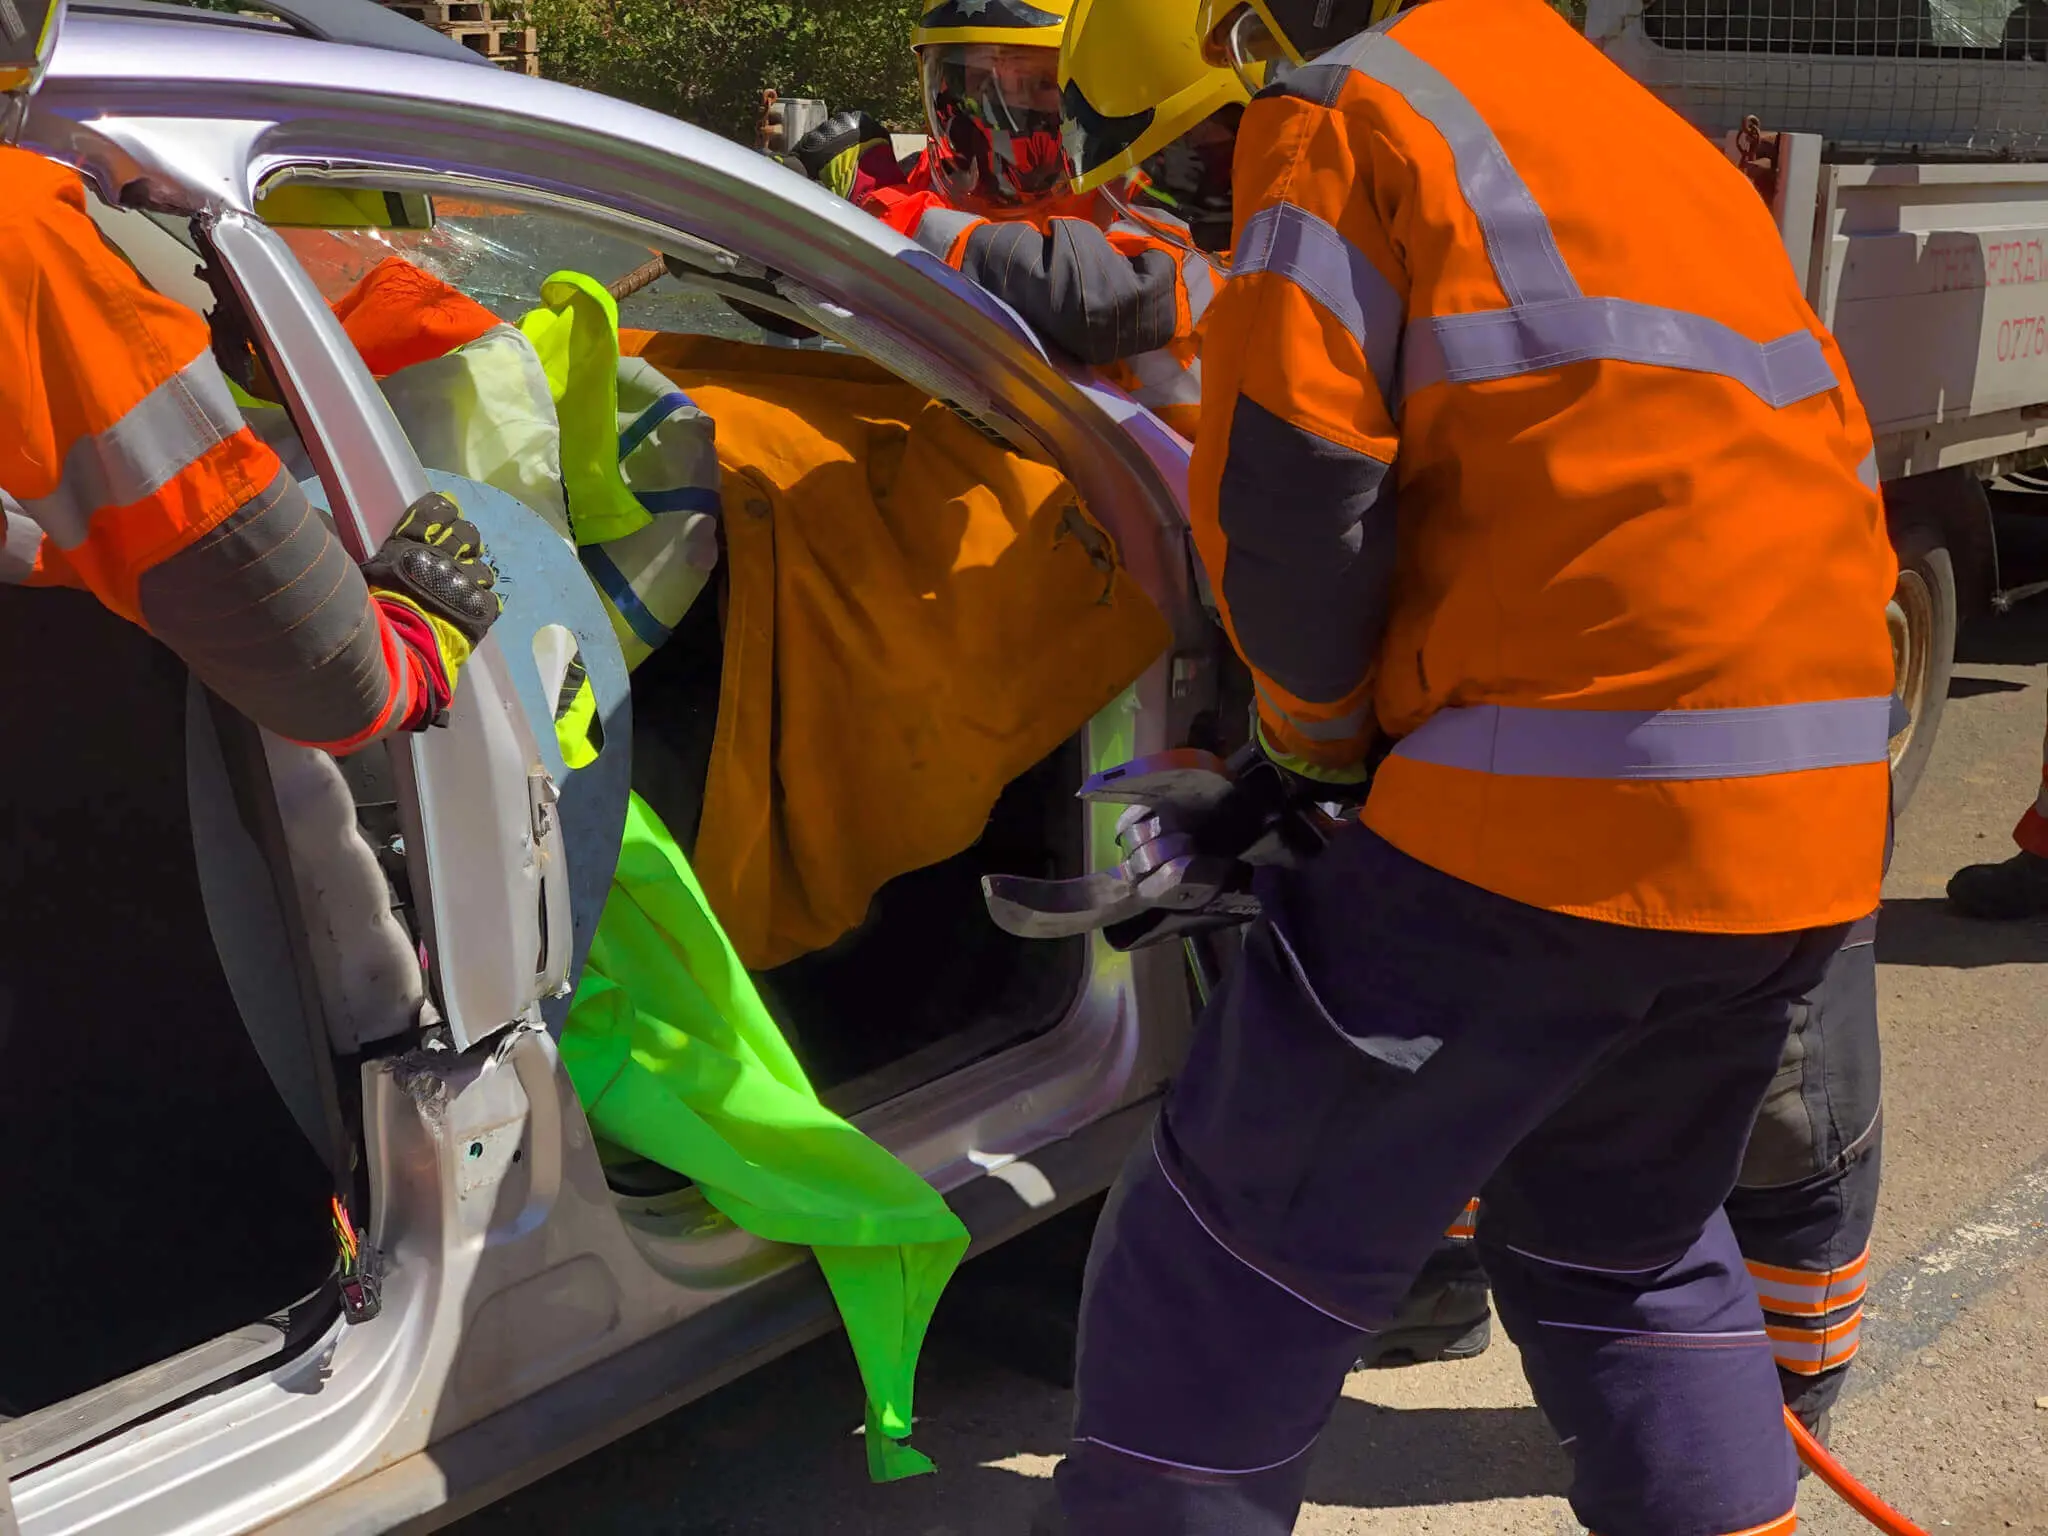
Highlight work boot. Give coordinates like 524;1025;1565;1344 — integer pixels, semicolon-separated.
1357;1242;1494;1369
1946;848;2048;918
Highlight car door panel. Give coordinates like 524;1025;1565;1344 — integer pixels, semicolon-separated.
11;23;1214;1530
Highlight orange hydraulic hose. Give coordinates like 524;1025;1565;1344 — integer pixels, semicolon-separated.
1784;1406;1928;1536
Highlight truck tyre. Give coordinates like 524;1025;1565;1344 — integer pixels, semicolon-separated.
1886;515;1956;814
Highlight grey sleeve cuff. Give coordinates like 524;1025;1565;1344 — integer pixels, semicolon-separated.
958;218;1183;366
138;469;402;748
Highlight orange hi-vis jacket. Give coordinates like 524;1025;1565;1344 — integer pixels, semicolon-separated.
867;167;1217;437
1193;0;1897;934
0;149;425;752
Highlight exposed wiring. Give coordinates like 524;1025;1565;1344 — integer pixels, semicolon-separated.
1784;1406;1928;1536
329;1193;360;1267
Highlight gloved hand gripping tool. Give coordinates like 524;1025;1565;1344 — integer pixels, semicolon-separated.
980;746;1343;950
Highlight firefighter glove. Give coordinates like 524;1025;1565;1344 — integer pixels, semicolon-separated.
791;110;904;201
363;490;501;728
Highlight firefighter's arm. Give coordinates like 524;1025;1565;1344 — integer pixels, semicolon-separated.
0;163;491;752
1189;89;1405;779
876;194;1185;363
952;216;1183;366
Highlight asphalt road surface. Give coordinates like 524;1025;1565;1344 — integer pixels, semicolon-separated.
454;534;2048;1535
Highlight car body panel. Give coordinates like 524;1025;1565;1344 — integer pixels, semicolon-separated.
11;13;1207;1533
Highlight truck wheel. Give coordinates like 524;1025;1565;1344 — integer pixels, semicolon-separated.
1886;516;1956;814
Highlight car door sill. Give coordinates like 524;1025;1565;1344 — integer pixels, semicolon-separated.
258;1096;1159;1536
0;1322;286;1478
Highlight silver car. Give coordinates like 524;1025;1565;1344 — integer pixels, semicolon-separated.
4;3;1217;1529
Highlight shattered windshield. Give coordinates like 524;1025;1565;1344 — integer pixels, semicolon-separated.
276;201;785;343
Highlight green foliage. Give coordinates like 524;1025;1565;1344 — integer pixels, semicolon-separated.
532;0;1592;143
531;0;926;143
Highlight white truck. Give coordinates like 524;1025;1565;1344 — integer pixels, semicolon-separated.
1593;0;2048;803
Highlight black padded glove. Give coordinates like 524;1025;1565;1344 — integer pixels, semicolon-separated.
361;491;500;648
790;110;899;199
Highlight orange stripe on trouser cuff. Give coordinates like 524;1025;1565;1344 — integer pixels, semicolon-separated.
1746;1248;1869;1316
1445;1198;1479;1240
1764;1310;1862;1375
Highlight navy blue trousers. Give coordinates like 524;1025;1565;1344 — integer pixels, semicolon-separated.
1058;825;1845;1536
1727;920;1883;1422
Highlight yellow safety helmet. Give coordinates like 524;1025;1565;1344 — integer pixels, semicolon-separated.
911;0;1073;52
1194;0;1395;70
1058;0;1250;196
915;0;1076;211
1;0;62;143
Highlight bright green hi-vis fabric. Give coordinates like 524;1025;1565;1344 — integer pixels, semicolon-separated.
519;271;647;545
559;793;969;1481
520;271;724;670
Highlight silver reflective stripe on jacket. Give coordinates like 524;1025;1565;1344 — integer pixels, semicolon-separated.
0;490;41;584
1181;247;1220;321
1123;344;1203;410
1256;677;1373;744
913;205;981;261
25;348;246;549
1233;200;1401;409
1305;30;1837;410
1403;298;1839;408
1392;697;1895;781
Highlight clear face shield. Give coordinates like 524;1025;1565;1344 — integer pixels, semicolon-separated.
0;0;63;145
1202;2;1290;96
922;41;1074;213
1091;107;1240;275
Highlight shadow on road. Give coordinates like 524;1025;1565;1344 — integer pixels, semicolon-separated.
1877;897;2048;968
455;1317;1570;1533
1303;1398;1569;1508
1948;675;2027;698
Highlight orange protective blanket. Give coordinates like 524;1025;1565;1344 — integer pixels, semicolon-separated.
625;331;1170;969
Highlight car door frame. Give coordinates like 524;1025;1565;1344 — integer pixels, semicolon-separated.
12;17;1212;1536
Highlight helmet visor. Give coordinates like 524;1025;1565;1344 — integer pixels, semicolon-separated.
921;42;1072;210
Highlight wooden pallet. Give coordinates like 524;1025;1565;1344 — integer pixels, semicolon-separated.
384;0;493;24
376;0;536;76
445;21;536;56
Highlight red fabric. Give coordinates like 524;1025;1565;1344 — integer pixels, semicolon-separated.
373;595;451;729
845;139;912;207
898;147;936;195
863;184;951;242
860;158;1105;243
2014;790;2048;856
330;257;499;378
296;609;416;755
